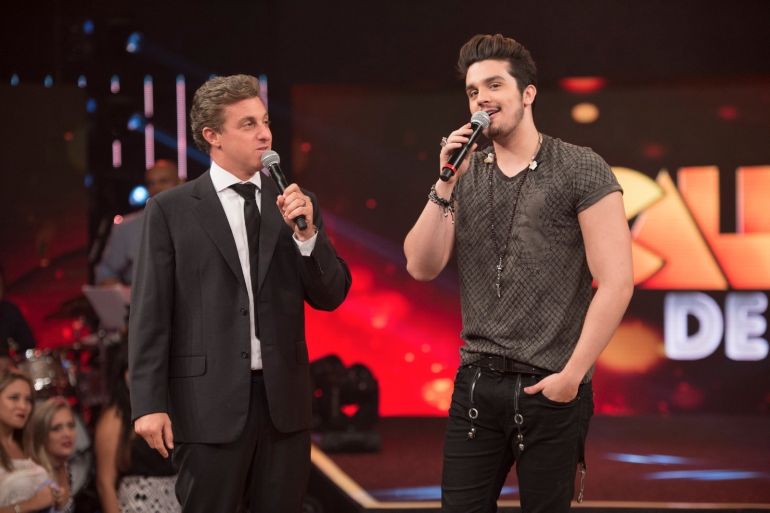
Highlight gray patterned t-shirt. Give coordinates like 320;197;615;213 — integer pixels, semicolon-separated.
454;134;622;379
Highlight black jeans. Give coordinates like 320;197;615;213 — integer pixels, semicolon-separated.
441;365;593;513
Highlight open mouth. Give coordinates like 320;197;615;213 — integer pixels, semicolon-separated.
484;108;501;119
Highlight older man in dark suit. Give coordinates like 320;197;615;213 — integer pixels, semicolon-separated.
128;74;351;513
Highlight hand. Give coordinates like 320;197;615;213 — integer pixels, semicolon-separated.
276;184;315;239
134;412;174;458
523;372;580;403
439;123;479;183
50;482;71;511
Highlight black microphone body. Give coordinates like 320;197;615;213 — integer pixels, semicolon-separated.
261;151;308;231
440;111;491;182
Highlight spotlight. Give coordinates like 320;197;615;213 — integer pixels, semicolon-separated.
126;32;144;54
10;74;20;86
44;75;54;88
127;113;144;132
82;19;95;35
77;75;87;88
310;354;380;453
129;186;149;207
86;98;97;113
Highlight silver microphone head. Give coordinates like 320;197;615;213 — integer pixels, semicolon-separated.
471;110;491;128
261;150;280;167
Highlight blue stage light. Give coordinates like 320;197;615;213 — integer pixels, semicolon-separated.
86;98;97;113
84;174;94;188
77;75;87;88
127;113;144;131
646;469;768;481
10;74;20;86
129;185;149;206
606;453;695;465
44;75;54;88
126;32;144;54
83;19;95;35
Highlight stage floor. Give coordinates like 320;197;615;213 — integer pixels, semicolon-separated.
310;415;770;512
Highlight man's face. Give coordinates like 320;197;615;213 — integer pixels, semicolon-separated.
211;97;272;175
465;59;530;140
145;166;179;197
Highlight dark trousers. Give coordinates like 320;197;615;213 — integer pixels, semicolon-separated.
173;372;311;513
441;365;593;513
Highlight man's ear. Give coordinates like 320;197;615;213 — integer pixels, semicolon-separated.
202;127;220;149
523;84;537;107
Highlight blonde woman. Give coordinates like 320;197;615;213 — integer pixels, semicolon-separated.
24;397;75;513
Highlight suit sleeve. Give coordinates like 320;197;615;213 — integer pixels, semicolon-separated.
298;193;352;311
128;197;175;421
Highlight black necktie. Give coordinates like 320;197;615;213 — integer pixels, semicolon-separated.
230;182;261;335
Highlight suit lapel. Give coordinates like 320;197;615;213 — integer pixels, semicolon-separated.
257;174;284;292
191;171;248;291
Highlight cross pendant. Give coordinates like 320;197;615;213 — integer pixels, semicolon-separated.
495;256;503;298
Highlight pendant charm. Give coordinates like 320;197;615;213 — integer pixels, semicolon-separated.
484;153;495;164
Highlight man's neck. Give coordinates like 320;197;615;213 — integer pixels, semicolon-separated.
212;157;258;182
492;122;541;176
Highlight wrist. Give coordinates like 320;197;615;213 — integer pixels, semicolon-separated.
560;364;586;386
434;179;455;199
294;226;318;242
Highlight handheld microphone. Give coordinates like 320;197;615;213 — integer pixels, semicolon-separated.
439;110;491;182
261;150;308;231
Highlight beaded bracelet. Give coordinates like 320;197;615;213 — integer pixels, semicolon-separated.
428;183;456;222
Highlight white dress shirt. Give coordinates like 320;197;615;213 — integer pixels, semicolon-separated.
209;161;317;369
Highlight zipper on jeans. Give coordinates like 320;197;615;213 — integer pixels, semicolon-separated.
466;367;482;440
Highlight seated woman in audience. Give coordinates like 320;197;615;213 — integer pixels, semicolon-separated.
0;369;57;513
24;397;76;513
95;343;178;513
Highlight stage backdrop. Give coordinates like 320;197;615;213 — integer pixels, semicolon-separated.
291;80;770;416
0;85;89;346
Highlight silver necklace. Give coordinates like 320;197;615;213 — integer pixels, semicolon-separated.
487;133;542;298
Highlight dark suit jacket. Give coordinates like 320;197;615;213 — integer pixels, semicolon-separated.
128;170;351;443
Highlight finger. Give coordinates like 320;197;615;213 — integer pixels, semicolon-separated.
523;383;543;395
283;183;301;196
151;433;169;458
163;421;174;450
287;196;310;217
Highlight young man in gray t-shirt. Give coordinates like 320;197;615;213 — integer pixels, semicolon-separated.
404;34;633;513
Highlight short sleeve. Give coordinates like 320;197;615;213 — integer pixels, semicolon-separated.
573;149;622;213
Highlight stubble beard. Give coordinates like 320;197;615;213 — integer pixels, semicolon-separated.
487;103;525;142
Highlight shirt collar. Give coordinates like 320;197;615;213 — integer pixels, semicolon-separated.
209;160;262;193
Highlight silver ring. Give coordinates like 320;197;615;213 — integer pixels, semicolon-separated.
440;136;448;147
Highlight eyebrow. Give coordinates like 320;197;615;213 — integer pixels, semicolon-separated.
238;114;269;124
465;75;507;92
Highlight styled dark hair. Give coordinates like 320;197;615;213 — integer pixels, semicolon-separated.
190;74;262;153
457;34;538;92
